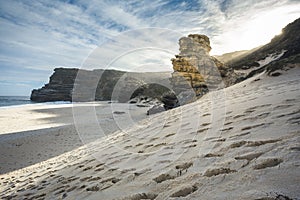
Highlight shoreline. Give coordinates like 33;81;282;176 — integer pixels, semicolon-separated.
0;101;71;109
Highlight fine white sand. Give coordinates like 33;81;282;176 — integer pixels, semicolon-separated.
0;102;150;174
0;67;300;199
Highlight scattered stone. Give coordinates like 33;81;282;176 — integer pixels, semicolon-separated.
147;104;166;115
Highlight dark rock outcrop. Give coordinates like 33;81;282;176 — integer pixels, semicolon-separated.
31;68;171;103
161;91;179;110
31;68;78;102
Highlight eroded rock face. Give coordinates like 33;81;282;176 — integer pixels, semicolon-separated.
172;34;224;95
163;34;236;109
31;68;171;103
31;68;78;102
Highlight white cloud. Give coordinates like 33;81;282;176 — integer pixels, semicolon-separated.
82;27;182;72
0;0;299;95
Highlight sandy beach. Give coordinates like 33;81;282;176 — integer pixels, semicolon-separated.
0;68;300;199
0;102;150;174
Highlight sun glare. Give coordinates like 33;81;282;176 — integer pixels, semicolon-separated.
241;7;290;49
211;5;300;55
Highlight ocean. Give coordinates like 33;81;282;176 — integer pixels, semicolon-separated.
0;96;72;107
0;96;33;107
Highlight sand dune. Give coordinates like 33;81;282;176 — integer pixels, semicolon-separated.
0;68;300;199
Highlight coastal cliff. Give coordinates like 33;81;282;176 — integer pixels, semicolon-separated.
31;68;171;102
31;68;78;102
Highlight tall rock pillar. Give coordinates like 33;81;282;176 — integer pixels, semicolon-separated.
164;34;231;108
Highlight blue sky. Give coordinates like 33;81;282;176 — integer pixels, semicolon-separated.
0;0;299;96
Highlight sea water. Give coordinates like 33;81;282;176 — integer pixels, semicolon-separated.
0;96;33;107
0;96;71;107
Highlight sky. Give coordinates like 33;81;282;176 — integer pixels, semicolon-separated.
0;0;299;96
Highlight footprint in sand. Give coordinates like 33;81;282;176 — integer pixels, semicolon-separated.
253;158;283;170
241;123;266;131
170;184;198;198
233;114;245;119
287;115;300;125
228;138;280;149
118;193;158;200
204;168;237;177
235;152;263;161
204;153;223;158
220;127;233;132
165;133;176;138
153;173;176;183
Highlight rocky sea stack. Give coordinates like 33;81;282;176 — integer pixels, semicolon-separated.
162;34;237;109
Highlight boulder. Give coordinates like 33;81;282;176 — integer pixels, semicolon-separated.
147;104;166;115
